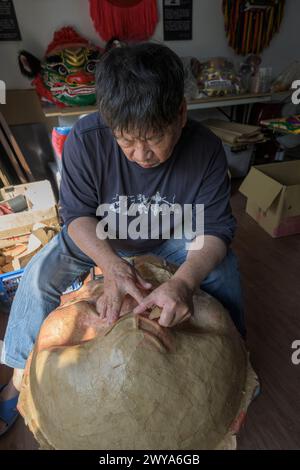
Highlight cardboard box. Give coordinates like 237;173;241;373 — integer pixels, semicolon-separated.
0;180;58;239
239;160;300;237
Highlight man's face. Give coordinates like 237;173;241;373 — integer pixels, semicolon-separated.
113;101;187;169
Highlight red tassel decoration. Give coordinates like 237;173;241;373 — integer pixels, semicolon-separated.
89;0;158;42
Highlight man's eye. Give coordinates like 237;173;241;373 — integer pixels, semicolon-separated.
149;136;163;144
117;139;132;146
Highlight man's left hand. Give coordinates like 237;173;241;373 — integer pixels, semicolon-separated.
133;278;193;327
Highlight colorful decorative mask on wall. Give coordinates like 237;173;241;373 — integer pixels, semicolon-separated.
19;27;104;107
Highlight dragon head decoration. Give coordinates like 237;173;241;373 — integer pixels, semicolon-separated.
19;27;104;107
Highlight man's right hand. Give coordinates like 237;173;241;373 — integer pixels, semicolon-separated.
68;217;152;325
96;258;152;325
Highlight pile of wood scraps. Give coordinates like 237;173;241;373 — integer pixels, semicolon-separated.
0;180;59;239
202;119;265;147
0;223;60;274
0;180;59;279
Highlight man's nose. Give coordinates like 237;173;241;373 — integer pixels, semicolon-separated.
133;143;151;162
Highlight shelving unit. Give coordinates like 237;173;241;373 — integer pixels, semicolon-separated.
41;91;291;118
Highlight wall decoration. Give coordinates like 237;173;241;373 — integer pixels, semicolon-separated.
18;27;103;107
0;0;21;41
223;0;285;55
163;0;193;41
89;0;158;42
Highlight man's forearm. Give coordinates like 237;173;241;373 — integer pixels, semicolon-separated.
172;235;227;292
68;216;120;271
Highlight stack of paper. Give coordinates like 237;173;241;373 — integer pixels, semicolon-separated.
202;119;265;147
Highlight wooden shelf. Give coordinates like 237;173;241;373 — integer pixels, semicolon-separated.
41;91;291;118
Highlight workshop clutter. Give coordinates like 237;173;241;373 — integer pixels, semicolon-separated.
0;180;59;273
0;180;83;311
196;57;242;97
202;119;264;146
202;119;264;177
239;160;300;237
0;181;58;238
183;57;243;99
260;115;300;135
182;54;277;99
0;222;59;274
271;61;300;93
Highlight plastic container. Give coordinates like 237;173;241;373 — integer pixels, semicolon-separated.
0;269;82;313
223;144;254;178
250;67;272;94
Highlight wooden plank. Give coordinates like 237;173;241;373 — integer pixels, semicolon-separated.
0;112;33;181
0;161;11;186
0;125;27;184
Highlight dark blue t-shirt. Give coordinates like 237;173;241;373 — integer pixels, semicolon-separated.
60;112;236;253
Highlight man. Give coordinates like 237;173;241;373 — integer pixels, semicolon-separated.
0;43;244;434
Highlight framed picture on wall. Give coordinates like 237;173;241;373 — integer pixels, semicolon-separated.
0;0;21;41
163;0;193;41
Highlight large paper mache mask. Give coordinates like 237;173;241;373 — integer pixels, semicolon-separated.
18;255;259;450
19;27;103;107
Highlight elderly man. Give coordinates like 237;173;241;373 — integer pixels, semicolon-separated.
0;43;245;434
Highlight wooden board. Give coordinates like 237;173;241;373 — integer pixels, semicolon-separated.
0;124;27;183
0;112;33;181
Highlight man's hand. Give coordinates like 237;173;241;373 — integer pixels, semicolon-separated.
135;235;226;327
133;278;193;327
97;258;152;325
68;217;152;325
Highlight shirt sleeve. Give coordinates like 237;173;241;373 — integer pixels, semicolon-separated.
59;126;99;227
194;137;236;246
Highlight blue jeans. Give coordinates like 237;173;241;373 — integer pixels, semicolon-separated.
1;227;245;369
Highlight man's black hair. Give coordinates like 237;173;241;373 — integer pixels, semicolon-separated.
96;43;184;137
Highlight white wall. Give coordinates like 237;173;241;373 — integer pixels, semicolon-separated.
0;0;299;89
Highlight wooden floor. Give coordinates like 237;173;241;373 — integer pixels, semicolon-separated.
0;187;300;450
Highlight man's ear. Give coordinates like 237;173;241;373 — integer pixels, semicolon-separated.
18;51;41;78
179;98;188;128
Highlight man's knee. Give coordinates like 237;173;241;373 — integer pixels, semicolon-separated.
200;250;245;336
152;237;188;266
20;238;60;293
201;250;238;287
